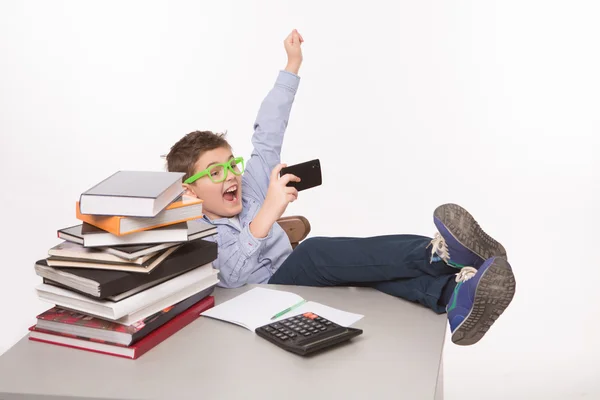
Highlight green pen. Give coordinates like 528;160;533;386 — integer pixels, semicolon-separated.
270;299;307;320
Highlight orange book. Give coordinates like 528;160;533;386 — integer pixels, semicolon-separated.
76;196;203;236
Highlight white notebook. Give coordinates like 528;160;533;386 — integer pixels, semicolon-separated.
201;287;364;331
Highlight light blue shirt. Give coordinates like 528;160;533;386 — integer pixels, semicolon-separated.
200;70;300;288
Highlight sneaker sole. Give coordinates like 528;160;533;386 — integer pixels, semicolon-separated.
451;257;516;346
434;203;507;262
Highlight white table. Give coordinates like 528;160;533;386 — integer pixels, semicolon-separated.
0;284;447;399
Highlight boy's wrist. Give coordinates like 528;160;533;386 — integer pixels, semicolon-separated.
260;200;280;226
285;61;301;75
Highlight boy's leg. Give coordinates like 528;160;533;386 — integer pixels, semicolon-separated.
268;234;458;313
371;276;456;314
270;234;456;284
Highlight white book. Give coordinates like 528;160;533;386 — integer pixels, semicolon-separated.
36;265;219;324
79;171;185;217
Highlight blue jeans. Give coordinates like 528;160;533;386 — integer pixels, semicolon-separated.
268;235;457;314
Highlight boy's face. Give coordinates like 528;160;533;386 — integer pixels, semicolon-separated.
183;146;243;220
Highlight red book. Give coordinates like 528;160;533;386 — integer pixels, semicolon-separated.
33;287;211;346
28;295;214;359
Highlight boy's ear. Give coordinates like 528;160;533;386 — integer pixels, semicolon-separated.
182;184;199;198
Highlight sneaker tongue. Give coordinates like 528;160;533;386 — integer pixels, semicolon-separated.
223;192;234;201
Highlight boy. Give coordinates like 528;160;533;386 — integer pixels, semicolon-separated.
165;30;516;346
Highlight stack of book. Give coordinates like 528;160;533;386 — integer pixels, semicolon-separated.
28;171;220;359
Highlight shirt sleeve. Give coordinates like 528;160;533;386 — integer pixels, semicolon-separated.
242;70;301;202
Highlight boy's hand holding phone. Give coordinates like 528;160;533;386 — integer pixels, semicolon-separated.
264;164;301;219
250;164;301;239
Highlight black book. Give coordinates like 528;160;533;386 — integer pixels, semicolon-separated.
35;239;217;300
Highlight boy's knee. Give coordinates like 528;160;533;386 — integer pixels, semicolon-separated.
295;236;322;252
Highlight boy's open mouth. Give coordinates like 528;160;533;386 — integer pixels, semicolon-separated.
223;184;238;202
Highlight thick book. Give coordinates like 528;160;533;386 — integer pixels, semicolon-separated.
36;266;219;324
79;171;185;217
57;219;216;247
48;241;159;265
35;239;218;299
28;295;215;359
45;245;179;273
76;195;203;236
34;286;214;346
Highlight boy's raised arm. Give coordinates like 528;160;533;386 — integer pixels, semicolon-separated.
242;29;304;202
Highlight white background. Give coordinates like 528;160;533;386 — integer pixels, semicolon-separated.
1;1;599;398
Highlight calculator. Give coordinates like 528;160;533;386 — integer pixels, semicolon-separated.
255;312;363;356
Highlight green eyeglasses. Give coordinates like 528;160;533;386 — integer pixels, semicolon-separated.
184;157;245;184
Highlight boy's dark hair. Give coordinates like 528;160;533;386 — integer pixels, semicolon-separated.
166;130;231;181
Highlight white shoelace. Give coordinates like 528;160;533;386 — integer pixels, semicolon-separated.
454;266;477;283
428;232;450;263
429;233;478;282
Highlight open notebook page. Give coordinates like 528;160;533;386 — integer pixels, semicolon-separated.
201;287;364;331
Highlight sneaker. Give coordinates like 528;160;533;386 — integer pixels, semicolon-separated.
446;257;516;346
430;203;507;269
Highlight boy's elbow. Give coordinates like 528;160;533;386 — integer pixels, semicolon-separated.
217;269;249;289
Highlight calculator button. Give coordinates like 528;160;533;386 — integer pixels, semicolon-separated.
283;322;291;327
272;324;282;329
303;312;318;320
315;324;322;328
300;329;307;334
325;321;332;325
275;333;283;338
320;327;327;331
280;335;288;340
288;333;296;338
284;330;292;335
304;332;312;336
293;327;301;332
308;327;315;331
290;324;297;329
265;327;274;332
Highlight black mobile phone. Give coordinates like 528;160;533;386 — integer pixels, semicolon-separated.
280;159;322;191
